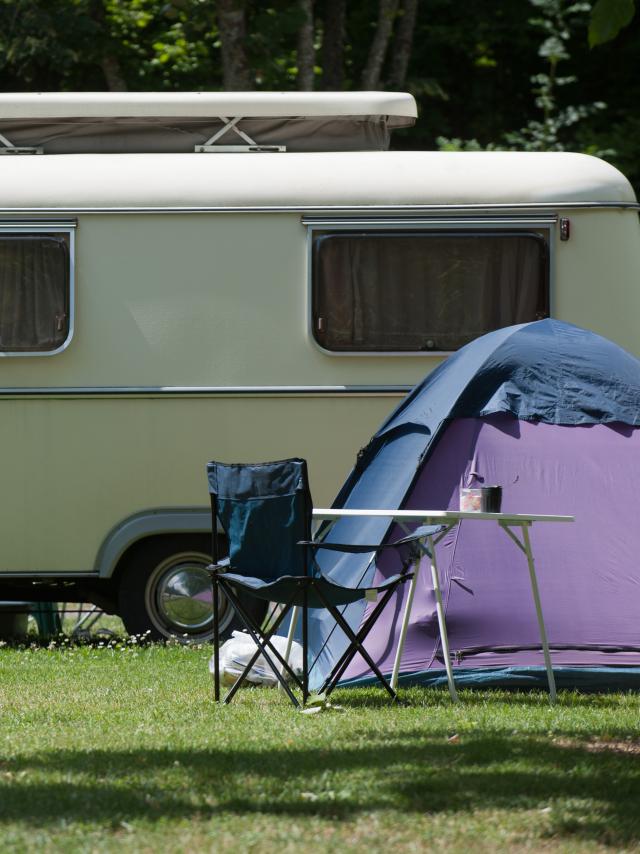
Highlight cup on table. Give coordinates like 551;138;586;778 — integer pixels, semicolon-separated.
460;485;502;513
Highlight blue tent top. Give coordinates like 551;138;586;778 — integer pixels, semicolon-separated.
308;320;640;689
344;319;640;498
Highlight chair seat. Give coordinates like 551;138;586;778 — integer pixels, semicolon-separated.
219;570;406;608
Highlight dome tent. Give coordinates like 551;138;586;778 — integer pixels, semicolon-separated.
308;319;640;691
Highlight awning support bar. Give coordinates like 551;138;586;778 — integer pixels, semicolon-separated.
195;116;286;153
0;130;42;155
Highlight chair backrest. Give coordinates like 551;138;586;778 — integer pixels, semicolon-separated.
206;458;313;581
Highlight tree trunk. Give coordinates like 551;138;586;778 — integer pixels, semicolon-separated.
321;0;346;90
387;0;418;89
217;0;252;91
101;55;128;92
297;0;315;90
360;0;399;90
88;0;128;91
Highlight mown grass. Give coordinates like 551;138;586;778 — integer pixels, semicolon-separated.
1;643;640;853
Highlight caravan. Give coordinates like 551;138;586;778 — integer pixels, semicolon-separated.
0;91;638;640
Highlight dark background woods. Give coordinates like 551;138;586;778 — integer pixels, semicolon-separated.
0;0;638;189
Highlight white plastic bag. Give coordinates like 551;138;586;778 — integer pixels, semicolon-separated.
209;630;303;687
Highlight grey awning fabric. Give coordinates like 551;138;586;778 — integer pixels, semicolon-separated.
0;115;404;154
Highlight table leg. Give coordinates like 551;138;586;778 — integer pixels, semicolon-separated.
278;605;299;693
390;557;420;692
429;535;458;703
521;524;557;704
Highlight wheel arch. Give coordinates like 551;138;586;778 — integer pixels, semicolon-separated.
95;508;217;579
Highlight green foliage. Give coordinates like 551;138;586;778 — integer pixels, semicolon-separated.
0;0;222;90
0;0;100;87
435;137;495;151
589;0;635;45
438;0;611;155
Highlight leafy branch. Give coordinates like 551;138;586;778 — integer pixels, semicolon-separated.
438;0;611;155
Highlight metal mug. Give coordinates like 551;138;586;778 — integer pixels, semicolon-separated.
460;485;502;513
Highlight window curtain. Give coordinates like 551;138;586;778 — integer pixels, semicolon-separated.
313;232;547;352
0;235;69;351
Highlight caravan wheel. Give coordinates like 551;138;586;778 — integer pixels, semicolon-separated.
117;536;262;642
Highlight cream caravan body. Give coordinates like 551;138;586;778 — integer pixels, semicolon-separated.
0;92;637;640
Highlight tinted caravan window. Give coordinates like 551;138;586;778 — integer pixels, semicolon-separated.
0;233;70;352
312;231;549;352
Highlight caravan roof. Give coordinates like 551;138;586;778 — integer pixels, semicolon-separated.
0;150;634;211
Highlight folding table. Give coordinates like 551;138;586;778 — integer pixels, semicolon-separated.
312;509;574;704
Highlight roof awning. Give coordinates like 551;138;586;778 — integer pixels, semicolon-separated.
0;92;417;155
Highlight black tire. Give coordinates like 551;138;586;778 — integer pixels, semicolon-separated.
116;534;265;642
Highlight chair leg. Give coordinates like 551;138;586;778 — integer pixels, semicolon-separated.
325;601;397;701
224;593;302;706
219;582;303;707
212;573;220;702
315;584;401;701
316;584;399;695
302;588;309;705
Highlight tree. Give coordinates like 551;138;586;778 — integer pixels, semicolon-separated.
589;0;635;45
217;0;252;90
297;0;315;90
321;0;346;89
387;0;418;89
437;0;609;154
0;0;222;91
361;0;399;89
90;0;128;90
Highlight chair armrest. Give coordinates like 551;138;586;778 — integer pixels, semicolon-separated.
317;569;413;600
206;556;230;575
298;539;381;554
392;523;446;546
298;524;446;556
299;522;446;576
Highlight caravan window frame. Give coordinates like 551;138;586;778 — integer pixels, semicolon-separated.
0;221;76;357
305;217;556;356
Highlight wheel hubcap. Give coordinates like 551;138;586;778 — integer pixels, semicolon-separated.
146;551;232;638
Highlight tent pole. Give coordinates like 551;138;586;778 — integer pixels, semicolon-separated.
521;524;557;704
428;535;459;703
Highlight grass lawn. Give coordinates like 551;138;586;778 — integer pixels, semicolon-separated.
1;642;640;852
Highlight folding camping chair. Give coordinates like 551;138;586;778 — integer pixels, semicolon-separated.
206;457;443;707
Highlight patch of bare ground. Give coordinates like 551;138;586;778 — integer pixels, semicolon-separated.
553;737;640;755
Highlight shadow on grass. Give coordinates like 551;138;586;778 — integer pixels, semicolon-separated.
1;734;640;845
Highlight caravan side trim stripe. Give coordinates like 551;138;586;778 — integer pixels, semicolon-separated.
0;202;637;215
0;384;412;397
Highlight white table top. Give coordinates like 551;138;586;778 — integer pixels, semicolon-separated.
312;508;574;523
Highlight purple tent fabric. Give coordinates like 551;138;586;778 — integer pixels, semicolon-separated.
341;414;640;682
304;321;640;691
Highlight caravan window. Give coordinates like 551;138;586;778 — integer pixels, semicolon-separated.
0;232;71;353
311;230;549;352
